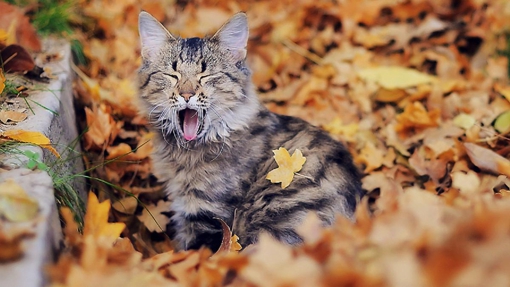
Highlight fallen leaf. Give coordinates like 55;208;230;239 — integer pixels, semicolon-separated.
495;83;510;103
266;147;307;189
464;143;510;177
0;110;27;124
215;218;233;254
395;101;440;133
137;200;172;233
83;104;122;150
0;68;5;93
1;44;36;72
453;113;476;130
493;110;510;134
0;179;39;222
374;88;408;103
0;129;59;157
231;234;242;252
323;117;359;142
83;192;126;241
357;66;437;89
112;196;138;215
0;225;34;262
356;142;384;172
0;2;41;51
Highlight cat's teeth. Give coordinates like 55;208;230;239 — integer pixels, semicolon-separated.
183;108;199;141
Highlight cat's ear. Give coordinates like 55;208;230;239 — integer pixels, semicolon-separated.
138;11;175;58
212;12;249;60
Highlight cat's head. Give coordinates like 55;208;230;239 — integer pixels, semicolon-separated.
138;11;259;146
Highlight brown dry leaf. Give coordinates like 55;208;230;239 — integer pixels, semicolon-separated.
0;110;27;124
0;179;39;222
214;218;242;254
0;223;34;262
137;200;171;233
0;130;59;157
464;143;510;178
83;104;122;151
356;142;385;173
0;2;41;51
112;196;138;215
266;147;307;189
0;44;35;72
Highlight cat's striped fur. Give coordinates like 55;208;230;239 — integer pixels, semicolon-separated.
137;11;363;251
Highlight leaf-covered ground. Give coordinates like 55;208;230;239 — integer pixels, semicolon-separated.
45;0;510;286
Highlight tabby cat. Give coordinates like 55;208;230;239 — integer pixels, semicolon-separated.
137;11;363;251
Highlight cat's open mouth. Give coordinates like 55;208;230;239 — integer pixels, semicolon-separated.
178;108;203;141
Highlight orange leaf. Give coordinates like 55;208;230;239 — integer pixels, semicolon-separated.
266;147;307;189
1;129;59;157
0;68;5;94
395;101;440;133
83;192;125;242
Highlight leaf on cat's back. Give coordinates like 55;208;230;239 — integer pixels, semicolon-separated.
266;147;306;189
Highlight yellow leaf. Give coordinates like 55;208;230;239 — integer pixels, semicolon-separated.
0;68;5;94
231;234;242;252
1;130;60;157
453;113;476;130
266;147;307;189
84;192;125;242
323;117;359;142
494;111;510;134
357;66;437;89
0;179;39;222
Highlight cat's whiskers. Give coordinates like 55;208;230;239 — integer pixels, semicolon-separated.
205;104;228;160
148;103;165;124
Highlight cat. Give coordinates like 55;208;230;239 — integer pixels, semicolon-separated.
137;11;364;251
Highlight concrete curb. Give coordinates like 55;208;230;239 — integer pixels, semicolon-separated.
0;38;85;287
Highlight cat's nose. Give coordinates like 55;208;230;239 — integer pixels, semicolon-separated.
181;92;195;102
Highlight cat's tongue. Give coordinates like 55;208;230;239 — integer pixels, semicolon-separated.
183;109;199;141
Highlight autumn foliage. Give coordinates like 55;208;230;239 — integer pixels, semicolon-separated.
6;0;510;285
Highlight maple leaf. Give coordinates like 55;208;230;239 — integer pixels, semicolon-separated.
266;147;307;189
137;200;171;233
83;192;125;242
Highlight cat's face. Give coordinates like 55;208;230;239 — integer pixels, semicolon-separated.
138;12;256;146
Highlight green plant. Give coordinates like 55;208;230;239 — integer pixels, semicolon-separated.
21;147;86;227
32;0;75;36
